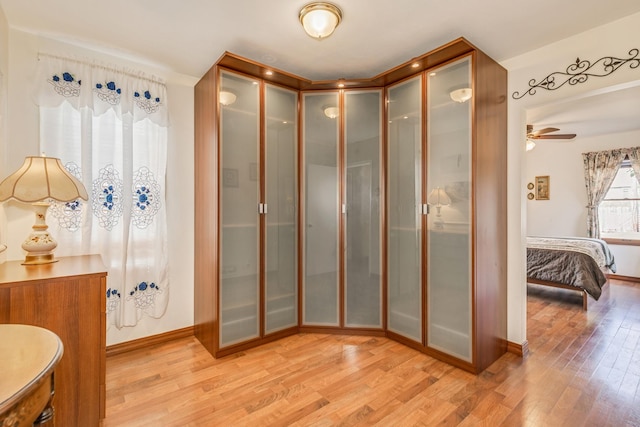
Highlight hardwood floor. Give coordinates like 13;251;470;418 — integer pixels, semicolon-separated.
102;279;640;426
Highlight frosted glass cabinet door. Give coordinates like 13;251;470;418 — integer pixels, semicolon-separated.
344;90;382;328
219;71;260;347
386;77;423;342
302;92;340;326
264;84;298;334
426;57;472;361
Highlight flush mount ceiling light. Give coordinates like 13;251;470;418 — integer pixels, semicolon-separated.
450;88;473;103
219;90;237;106
299;2;343;40
323;106;339;118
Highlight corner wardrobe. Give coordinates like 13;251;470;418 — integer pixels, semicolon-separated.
194;37;507;373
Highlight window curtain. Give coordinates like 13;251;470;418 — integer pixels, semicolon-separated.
582;148;627;238
34;54;169;329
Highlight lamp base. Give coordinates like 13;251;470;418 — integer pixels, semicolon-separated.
20;202;59;266
22;253;58;265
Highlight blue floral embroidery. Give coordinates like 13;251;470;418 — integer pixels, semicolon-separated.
49;162;84;231
103;186;116;210
131;167;161;228
106;288;121;314
134;90;162;113
127;281;161;309
91;165;124;231
48;71;82;97
94;81;122;105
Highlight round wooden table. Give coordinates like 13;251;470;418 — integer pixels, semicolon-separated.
0;324;63;427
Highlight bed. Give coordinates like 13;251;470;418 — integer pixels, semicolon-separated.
526;236;617;309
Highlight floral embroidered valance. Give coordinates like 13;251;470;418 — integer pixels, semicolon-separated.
34;54;169;126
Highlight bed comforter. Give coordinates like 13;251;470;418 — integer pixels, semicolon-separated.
526;236;616;300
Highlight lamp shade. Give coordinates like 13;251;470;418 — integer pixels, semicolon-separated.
299;2;343;39
0;156;88;203
427;187;451;206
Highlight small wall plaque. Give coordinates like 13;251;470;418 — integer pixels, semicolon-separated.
535;176;550;200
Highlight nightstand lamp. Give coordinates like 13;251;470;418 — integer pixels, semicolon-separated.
427;187;451;230
0;156;88;265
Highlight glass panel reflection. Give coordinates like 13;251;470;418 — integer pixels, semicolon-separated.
426;57;472;361
345;90;382;328
303;92;340;325
387;77;423;341
219;71;260;346
264;84;298;334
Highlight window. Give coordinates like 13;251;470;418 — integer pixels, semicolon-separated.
599;158;640;241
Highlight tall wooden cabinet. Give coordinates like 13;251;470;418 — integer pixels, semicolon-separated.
195;38;507;373
301;90;383;330
0;255;107;426
195;66;298;357
387;54;507;372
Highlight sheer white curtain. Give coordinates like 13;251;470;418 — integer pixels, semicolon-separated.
35;54;169;329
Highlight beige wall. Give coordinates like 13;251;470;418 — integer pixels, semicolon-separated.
0;6;8;258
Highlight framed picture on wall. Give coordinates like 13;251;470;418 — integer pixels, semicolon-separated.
535;175;550;200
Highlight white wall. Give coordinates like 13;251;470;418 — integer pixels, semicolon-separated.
526;130;639;237
1;28;197;345
502;11;640;346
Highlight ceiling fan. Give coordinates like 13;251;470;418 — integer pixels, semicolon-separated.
526;125;576;140
526;125;576;151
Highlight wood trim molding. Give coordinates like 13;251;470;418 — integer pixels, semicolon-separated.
602;237;640;247
507;340;529;358
106;326;194;358
608;274;640;283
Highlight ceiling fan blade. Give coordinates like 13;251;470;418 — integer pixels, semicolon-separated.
530;127;560;136
534;133;577;140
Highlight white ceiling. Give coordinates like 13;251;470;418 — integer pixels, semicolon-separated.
1;0;639;141
1;0;640;81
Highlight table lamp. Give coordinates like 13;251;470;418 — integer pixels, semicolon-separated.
0;156;88;265
427;187;451;230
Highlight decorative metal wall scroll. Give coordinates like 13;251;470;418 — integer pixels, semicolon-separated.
512;48;639;99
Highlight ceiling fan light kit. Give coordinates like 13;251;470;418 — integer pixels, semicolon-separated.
299;2;343;39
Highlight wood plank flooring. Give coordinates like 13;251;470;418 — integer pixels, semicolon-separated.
102;279;640;426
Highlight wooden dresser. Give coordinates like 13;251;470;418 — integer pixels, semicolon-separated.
0;255;107;427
